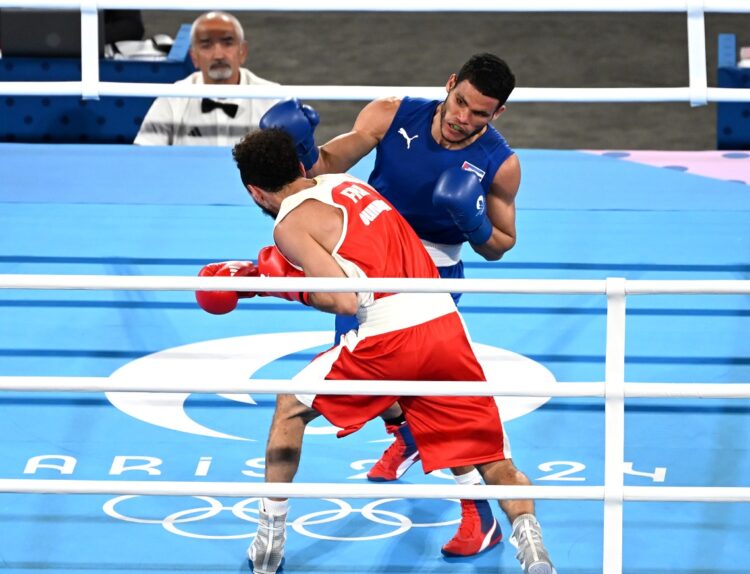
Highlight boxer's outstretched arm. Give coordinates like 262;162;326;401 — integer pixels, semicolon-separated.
311;97;400;176
273;201;358;316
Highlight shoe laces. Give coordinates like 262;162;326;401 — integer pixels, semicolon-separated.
256;511;287;540
513;517;544;563
454;500;481;539
380;432;407;459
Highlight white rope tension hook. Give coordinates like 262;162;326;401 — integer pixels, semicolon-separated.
79;0;102;101
686;0;708;107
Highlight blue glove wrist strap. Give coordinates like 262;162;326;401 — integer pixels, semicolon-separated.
466;216;493;245
299;145;320;171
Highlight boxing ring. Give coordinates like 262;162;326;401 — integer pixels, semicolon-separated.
1;2;750;574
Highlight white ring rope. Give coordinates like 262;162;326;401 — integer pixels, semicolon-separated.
0;0;747;13
2;274;750;294
0;274;606;293
1;1;750;103
4;84;750;104
2;377;750;397
1;480;600;500
1;480;749;503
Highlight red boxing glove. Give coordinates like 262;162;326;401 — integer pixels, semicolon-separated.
195;261;259;315
256;246;310;305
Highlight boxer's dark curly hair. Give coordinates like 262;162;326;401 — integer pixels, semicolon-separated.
233;128;300;192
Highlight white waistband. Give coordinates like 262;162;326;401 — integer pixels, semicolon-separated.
421;239;462;267
356;292;457;338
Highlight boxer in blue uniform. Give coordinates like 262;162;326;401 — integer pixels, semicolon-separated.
259;54;546;569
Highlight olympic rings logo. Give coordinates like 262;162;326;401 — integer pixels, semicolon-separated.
102;495;460;541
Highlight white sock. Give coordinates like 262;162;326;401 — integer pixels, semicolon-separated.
261;497;289;516
453;468;483;485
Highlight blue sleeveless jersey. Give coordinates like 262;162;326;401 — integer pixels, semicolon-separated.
368;96;514;245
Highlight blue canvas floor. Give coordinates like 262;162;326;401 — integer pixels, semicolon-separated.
0;144;749;573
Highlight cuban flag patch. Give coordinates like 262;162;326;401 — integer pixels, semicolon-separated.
461;161;486;182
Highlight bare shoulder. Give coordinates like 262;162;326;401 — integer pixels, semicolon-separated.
354;97;403;138
275;198;343;253
362;96;402;116
490;153;521;200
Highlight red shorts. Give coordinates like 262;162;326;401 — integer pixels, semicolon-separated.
309;312;508;472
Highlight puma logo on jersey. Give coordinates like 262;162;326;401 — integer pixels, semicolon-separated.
398;128;419;149
359;199;392;226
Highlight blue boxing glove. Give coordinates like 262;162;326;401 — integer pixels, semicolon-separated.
259;98;320;170
433;167;493;245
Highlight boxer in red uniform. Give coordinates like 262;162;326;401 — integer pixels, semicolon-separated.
195;128;555;574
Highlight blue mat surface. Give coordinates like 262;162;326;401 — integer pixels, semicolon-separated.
1;144;749;573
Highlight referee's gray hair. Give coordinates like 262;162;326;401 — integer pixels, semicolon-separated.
190;11;246;45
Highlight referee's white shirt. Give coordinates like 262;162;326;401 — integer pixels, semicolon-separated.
134;68;280;146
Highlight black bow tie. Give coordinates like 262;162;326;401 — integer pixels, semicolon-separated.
201;98;239;118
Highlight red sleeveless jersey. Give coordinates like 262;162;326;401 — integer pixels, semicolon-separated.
275;174;439;300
